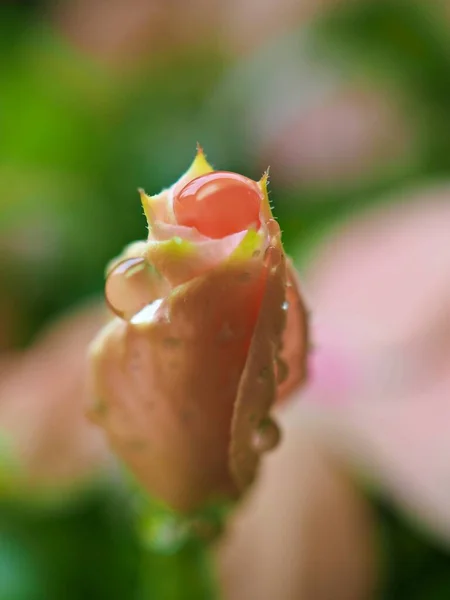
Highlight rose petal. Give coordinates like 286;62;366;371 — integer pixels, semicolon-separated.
144;229;261;287
149;221;210;243
88;259;267;512
276;260;309;402
230;244;287;490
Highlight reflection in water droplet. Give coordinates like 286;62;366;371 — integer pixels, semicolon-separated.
131;298;164;325
251;418;280;453
276;357;289;384
105;256;166;321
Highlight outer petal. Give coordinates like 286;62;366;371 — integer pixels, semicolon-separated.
229;243;287;490
88;259;266;512
276;260;309;402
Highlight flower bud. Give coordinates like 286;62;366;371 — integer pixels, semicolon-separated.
88;148;308;512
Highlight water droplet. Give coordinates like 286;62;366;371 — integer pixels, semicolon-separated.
282;300;289;311
131;298;164;325
251;418;280;453
174;171;262;239
266;218;281;239
105;257;165;321
263;245;282;272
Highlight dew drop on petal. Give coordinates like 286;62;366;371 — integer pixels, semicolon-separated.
173;171;262;238
263;245;282;271
105;257;163;321
266;218;281;240
251;418;281;454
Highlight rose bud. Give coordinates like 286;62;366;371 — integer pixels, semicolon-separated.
87;148;308;513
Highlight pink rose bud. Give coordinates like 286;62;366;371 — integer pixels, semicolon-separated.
87;148;308;512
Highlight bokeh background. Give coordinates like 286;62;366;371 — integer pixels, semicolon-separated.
1;0;450;598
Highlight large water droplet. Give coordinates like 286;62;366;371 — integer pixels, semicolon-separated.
251;417;280;453
174;171;262;239
105;257;165;321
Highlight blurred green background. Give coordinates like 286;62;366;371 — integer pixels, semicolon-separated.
0;0;450;598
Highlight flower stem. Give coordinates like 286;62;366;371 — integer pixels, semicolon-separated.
134;491;227;600
140;537;217;600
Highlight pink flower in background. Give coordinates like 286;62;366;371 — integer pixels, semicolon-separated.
0;301;111;498
302;184;450;542
217;183;450;599
262;86;415;191
88;149;308;512
306;185;450;401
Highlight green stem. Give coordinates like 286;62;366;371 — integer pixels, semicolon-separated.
133;490;227;600
140;537;217;600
